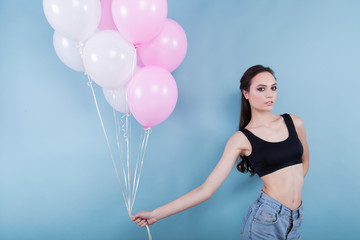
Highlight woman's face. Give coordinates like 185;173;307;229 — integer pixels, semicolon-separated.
242;71;277;111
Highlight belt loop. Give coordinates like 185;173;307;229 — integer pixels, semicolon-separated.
279;204;283;215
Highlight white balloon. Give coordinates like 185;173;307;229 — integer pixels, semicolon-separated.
53;31;84;72
83;30;137;89
102;65;140;112
103;87;129;113
43;0;101;41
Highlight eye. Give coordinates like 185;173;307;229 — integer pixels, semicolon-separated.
257;86;277;91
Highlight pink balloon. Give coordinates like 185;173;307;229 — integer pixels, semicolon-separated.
98;0;118;30
138;19;187;72
136;50;145;67
127;66;178;128
112;0;168;45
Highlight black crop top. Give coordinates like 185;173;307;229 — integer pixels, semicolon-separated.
239;113;303;177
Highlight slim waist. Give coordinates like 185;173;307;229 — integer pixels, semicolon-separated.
255;190;303;219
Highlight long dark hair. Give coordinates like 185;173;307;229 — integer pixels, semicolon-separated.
236;65;276;177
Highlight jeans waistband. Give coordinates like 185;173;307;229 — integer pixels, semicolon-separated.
256;190;303;219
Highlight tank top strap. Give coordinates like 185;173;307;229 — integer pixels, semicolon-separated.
239;128;260;144
281;113;297;137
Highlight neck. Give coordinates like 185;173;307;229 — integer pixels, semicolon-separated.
249;110;277;128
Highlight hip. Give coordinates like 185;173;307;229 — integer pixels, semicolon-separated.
240;190;304;240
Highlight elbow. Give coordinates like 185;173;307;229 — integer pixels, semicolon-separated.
199;185;213;200
205;191;212;201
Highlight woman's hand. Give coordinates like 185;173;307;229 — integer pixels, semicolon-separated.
130;210;161;227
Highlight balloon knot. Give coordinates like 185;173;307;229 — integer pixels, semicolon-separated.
134;43;141;49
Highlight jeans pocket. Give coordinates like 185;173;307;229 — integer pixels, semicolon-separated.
253;203;279;225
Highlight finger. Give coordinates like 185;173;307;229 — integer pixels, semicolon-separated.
132;214;140;220
137;219;146;227
141;221;148;227
134;218;142;224
137;219;146;226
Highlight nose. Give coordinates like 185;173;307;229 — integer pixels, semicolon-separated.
266;89;273;98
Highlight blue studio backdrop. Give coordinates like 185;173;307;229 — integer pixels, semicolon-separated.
0;0;359;239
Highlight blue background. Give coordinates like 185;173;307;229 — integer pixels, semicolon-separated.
0;0;359;239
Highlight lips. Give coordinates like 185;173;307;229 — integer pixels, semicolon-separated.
265;101;273;104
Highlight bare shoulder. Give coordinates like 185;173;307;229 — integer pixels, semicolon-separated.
225;130;250;155
288;113;305;130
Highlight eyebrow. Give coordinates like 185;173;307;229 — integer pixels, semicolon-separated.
256;83;277;87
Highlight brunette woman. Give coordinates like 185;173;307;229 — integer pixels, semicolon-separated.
131;65;309;240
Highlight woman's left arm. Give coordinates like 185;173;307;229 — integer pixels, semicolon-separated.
290;114;310;178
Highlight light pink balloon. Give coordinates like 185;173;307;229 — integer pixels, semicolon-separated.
136;50;145;67
98;0;118;30
127;66;178;128
112;0;168;45
138;19;187;72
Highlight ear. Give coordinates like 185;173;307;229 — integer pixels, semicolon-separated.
242;89;248;100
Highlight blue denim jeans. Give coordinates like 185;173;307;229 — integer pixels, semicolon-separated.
240;190;304;240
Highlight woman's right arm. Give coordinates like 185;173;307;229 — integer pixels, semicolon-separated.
131;131;248;227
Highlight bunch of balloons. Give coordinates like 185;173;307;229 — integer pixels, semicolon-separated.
44;1;187;238
44;0;187;128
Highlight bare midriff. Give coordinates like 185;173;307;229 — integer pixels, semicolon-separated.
260;163;303;210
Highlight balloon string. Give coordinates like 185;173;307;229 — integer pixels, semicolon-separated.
130;130;145;208
146;225;152;240
114;46;137;218
111;91;133;213
86;75;130;216
120;46;136;213
129;127;152;240
123;113;131;205
131;129;145;209
112;106;131;213
131;127;151;210
119;112;132;212
127;113;132;212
